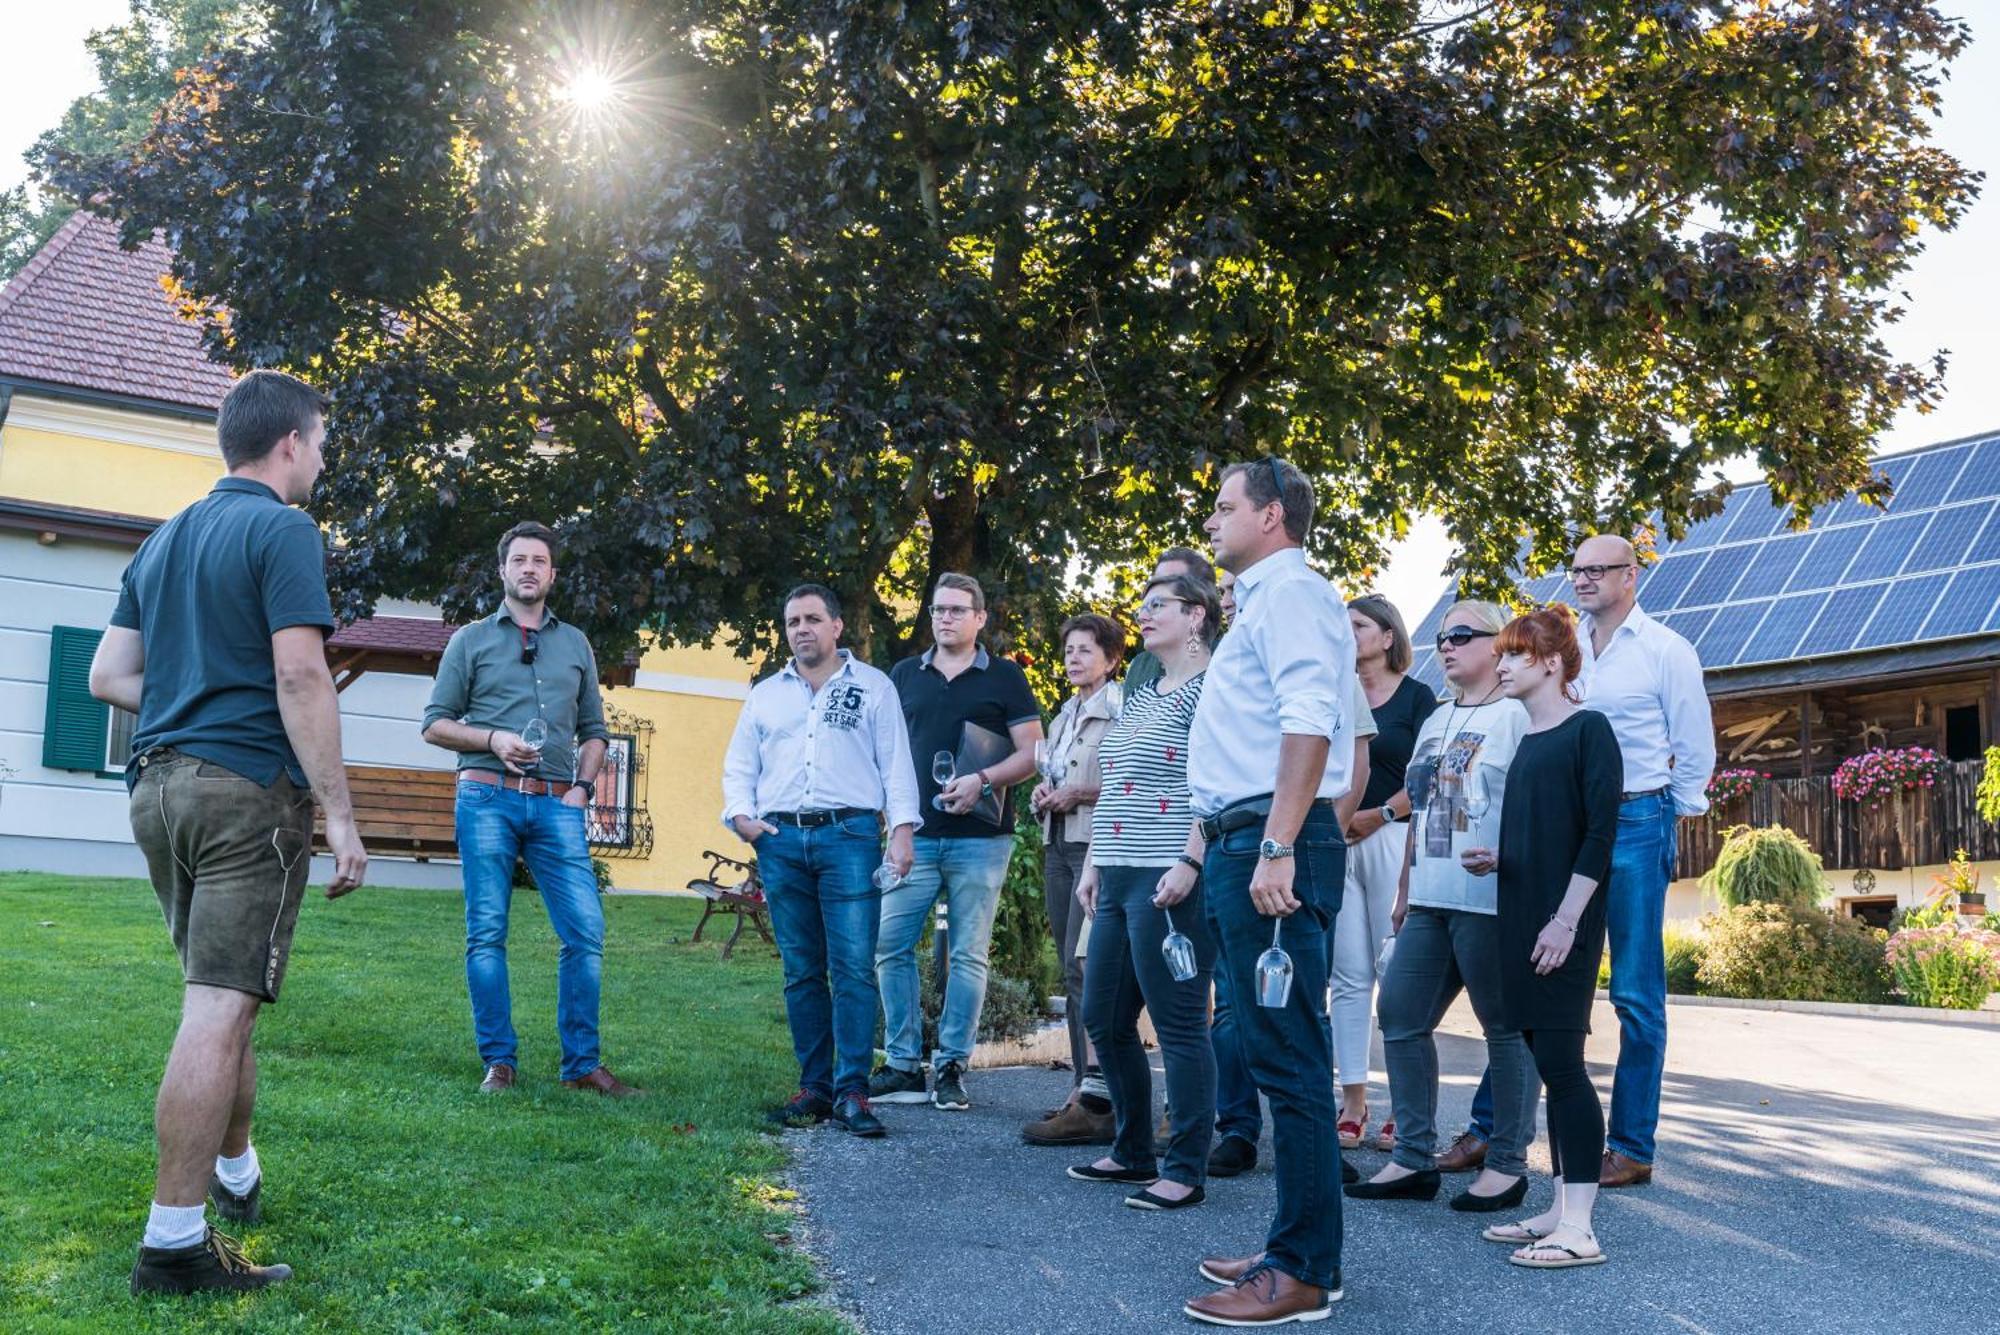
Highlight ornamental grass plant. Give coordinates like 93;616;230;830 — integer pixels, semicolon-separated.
1701;825;1827;910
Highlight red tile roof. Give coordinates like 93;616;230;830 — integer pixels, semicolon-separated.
327;616;458;656
0;211;236;413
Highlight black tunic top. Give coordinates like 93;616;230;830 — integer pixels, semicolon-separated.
1359;675;1441;812
1496;710;1623;1032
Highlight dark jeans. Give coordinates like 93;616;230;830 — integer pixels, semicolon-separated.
1524;1027;1604;1184
1211;953;1264;1144
755;816;883;1101
1083;864;1218;1186
1377;907;1536;1177
1044;836;1092;1087
1204;807;1346;1291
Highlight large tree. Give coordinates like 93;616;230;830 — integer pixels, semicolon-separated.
50;0;1975;663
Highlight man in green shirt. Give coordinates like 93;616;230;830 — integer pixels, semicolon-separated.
422;522;639;1098
1122;547;1217;691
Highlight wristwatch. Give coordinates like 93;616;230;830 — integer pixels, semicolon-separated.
1378;804;1397;824
1258;838;1293;861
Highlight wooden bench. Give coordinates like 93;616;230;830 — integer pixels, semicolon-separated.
686;850;776;960
316;764;460;859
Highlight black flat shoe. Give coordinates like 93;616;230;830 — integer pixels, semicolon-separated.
1450;1175;1529;1212
1067;1161;1156;1183
1126;1184;1206;1211
1343;1159;1359;1185
1343;1168;1441;1200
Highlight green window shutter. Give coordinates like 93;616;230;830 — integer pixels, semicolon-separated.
43;625;108;772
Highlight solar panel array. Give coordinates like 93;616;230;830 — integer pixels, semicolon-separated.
1404;433;2000;693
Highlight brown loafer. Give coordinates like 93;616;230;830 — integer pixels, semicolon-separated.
1021;1099;1115;1146
1436;1130;1488;1173
1599;1149;1652;1188
1198;1252;1266;1285
479;1063;516;1094
562;1065;643;1098
1185;1264;1340;1326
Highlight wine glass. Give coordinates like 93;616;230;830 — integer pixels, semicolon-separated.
1255;917;1294;1008
1452;765;1493;863
872;862;905;892
520;717;549;751
1160;907;1197;983
930;750;958;812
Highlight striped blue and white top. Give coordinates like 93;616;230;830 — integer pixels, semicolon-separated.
1089;672;1205;867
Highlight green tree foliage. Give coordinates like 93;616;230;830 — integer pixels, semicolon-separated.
48;1;1977;663
1;1;258;282
1701;824;1828;910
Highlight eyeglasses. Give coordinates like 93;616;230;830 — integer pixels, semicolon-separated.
1435;627;1497;651
1567;562;1634;583
521;627;540;666
929;604;977;620
1137;596;1188;617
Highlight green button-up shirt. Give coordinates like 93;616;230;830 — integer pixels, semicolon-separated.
422;606;611;781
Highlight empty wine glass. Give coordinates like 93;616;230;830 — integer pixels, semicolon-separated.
872;861;905;892
1452;765;1493;862
1160;907;1197;983
1255;917;1294;1008
930;750;958;812
520;717;549;750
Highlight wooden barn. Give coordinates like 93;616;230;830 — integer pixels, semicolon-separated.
1408;431;2000;922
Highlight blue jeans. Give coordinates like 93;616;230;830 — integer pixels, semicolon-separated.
1605;791;1676;1163
1204;806;1345;1292
454;782;604;1082
875;835;1014;1071
1467;792;1679;1161
755;817;883;1101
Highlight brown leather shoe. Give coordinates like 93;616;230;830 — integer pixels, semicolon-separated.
1198;1252;1266;1285
1436;1130;1488;1173
1022;1098;1115;1145
562;1065;643;1098
1185;1264;1340;1326
479;1063;516;1094
1599;1149;1653;1188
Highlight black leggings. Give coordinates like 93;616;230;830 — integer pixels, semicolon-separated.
1523;1028;1604;1183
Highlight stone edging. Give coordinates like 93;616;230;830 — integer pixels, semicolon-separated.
1595;987;2000;1028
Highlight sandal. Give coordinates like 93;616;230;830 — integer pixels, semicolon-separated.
1508;1231;1607;1270
1337;1110;1367;1150
1481;1221;1552;1245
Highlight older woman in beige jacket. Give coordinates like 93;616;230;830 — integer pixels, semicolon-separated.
1020;613;1125;1146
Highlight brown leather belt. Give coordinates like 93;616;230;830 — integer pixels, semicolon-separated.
460;769;592;799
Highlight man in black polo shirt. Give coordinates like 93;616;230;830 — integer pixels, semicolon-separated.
869;572;1043;1112
92;370;368;1295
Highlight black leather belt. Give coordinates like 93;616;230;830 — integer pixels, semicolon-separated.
1620;786;1670;803
1196;795;1336;844
764;807;874;828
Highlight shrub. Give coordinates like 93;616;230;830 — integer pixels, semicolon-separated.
1977;745;2000;824
1885;926;2000;1010
1696;903;1891;1004
1830;746;1944;805
992;815;1060;1005
1701;825;1827;910
916;947;1045;1045
1663;923;1707;995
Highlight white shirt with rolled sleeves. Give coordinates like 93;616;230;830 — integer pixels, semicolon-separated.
1578;604;1717;816
1188;547;1358;816
720;650;922;832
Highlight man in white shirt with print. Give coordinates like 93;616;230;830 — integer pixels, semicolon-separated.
723;584;920;1138
1572;534;1715;1187
1182;458;1356;1328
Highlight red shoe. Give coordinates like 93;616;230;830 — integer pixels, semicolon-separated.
1337;1110;1366;1150
1375;1120;1397;1153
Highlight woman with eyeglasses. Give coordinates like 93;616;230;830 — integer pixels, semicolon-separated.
1459;606;1622;1269
1020;614;1125;1147
1329;594;1436;1156
1348;600;1540;1214
1066;573;1221;1210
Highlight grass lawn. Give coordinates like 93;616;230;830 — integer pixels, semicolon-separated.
0;873;847;1333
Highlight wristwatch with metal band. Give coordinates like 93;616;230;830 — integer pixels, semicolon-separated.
1258;838;1293;861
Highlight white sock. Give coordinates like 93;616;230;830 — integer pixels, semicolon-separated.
143;1201;209;1251
1080;1073;1110;1100
215;1145;260;1195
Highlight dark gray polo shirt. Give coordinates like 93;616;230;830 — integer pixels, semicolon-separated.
109;476;336;789
422;606;611;781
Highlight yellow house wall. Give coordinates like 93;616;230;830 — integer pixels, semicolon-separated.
0;422;220;518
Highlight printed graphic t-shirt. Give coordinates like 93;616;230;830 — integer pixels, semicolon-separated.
1404;696;1529;915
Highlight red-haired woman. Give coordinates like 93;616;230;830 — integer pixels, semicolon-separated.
1459;606;1621;1269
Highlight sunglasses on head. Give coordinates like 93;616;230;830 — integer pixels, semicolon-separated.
521;628;540;666
1436;626;1497;651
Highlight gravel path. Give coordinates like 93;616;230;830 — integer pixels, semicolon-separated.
787;997;2000;1333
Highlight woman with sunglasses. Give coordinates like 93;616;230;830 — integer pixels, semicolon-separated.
1330;594;1436;1156
1067;573;1222;1210
1348;600;1539;1213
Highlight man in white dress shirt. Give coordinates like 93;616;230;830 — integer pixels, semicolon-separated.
1182;459;1357;1328
722;584;920;1138
1572;535;1715;1187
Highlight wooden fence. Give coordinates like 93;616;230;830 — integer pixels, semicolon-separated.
1676;758;1995;881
